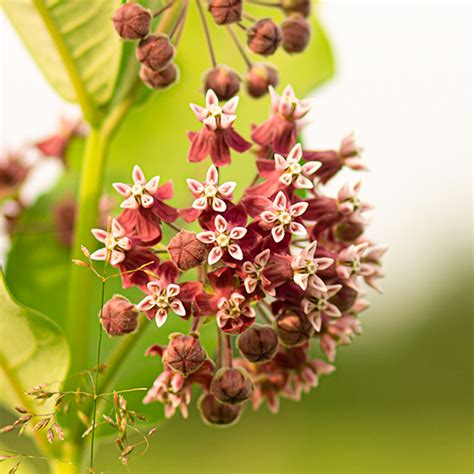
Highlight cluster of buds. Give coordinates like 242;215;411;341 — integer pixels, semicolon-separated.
87;84;385;425
112;1;314;97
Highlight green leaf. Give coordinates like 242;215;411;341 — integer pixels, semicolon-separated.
3;0;122;122
0;271;70;414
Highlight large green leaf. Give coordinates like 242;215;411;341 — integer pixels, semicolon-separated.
0;271;70;414
3;0;122;114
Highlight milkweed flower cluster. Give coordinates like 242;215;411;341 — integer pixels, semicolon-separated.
88;85;386;426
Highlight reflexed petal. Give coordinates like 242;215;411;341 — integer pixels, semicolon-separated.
120;195;138;209
167;284;181;297
112;182;131;197
218;181;236;196
311;274;327;293
336;266;351;280
272;225;286;243
295;175;313;189
282;84;295;101
228;244;243;260
90;248;107;261
327;284;343;298
290;222;307;236
293;272;308;290
222;96;239;114
305;241;317;258
269;85;280;112
190;103;208;121
274;153;287;170
145;176;160;194
260;210;277;223
219;114;237;129
290;201;308;217
196;231;216;244
325;303;341;318
110;250;125;266
170;299;186;316
206;89;219;108
132;165;146;185
212;197;227;212
187;178;204;195
244;277;257;293
141;193;154;208
206;165;219;185
316;257;333;270
208;246;223;265
288;143;303;160
111;219;125;237
203;115;217;130
137;296;156;311
255;249;270;266
302;161;322;176
192;197;208;210
280;172;294;186
117;237;131;251
229;226;247;239
215;214;228;232
147;280;162;293
91;229;108;243
311;315;323;332
243;261;255;273
273;191;287;209
155;310;168;328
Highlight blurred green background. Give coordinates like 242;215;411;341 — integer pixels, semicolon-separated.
1;1;472;473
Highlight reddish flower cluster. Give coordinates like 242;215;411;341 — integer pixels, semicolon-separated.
91;84;385;425
112;0;314;98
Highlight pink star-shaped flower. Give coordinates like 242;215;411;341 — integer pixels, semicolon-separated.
301;284;342;332
113;165;160;210
217;292;256;334
260;191;308;243
196;214;247;265
291;241;333;291
137;280;186;328
275;143;321;189
90;219;131;266
242;249;274;295
337;180;373;224
186;165;236;212
190;89;239;131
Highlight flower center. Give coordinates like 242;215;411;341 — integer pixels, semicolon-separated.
105;235;122;252
288;161;302;175
203;184;217;198
276;210;292;226
216;232;230;248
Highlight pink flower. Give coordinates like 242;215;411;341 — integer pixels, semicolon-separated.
251;85;312;154
241;249;274;295
90;219;132;266
114;165;178;245
187;90;251;166
186;164;236;213
337;181;373;224
275;144;321;189
291;241;333;291
137;280;186;327
301;284;342;331
217;292;256;334
361;245;387;293
320;315;362;362
260;191;308;243
196;214;247;265
336;242;373;292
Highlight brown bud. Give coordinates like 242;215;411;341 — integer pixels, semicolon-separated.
281;15;311;53
198;393;241;426
247;19;282;56
275;311;314;346
281;0;311;17
329;285;357;312
237;324;278;362
137;35;175;71
245;63;279;98
163;333;207;376
112;3;152;40
140;63;179;90
208;0;242;25
168;230;208;271
334;221;365;242
100;295;138;337
204;65;240;101
210;367;253;404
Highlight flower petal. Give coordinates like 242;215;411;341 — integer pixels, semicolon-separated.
222;96;239;114
272;225;286;243
90;248;107;261
229;226;247;240
170;299;186;316
206;165;219;185
132;165;146;185
187;178;204;195
228;244;243;260
290;222;307;236
196;231;216;244
112;182;131;197
290;201;308;217
208;246;223;265
215;214;228;233
91;229;108;243
145;176;160;194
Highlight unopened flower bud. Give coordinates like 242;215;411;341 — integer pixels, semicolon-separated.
100;295;138;336
281;0;311;17
198;393;241;426
237;324;278;362
112;3;152;40
137;35;175;71
204;65;240;101
275;311;314;346
245;63;279;98
329;285;357;312
168;230;208;271
140;63;179;89
334;221;365;242
210;367;253;404
163;333;208;376
247;19;282;56
208;0;242;25
281;15;311;53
